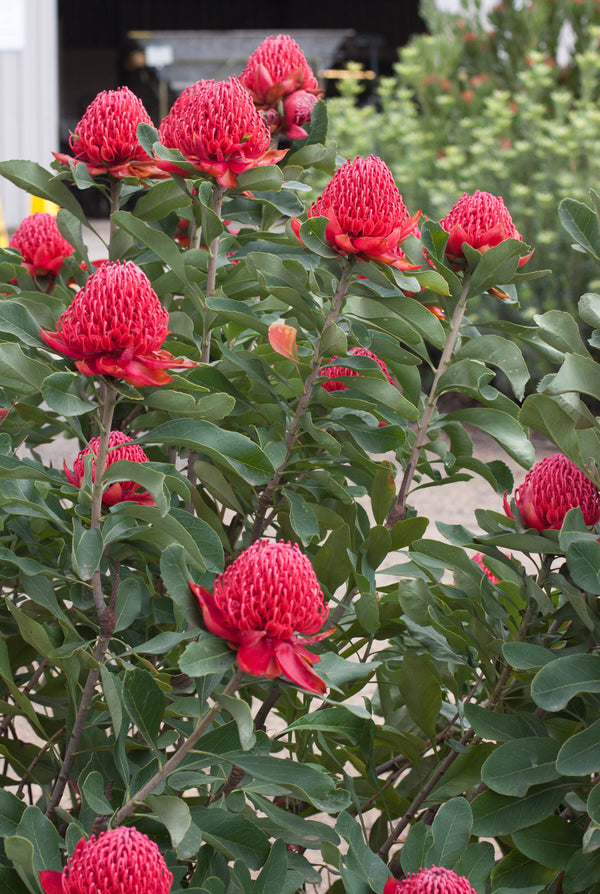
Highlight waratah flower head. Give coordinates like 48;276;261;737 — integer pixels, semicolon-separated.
190;539;331;693
292;155;421;269
65;429;154;506
281;89;320;139
384;866;477;894
10;212;74;279
39;260;197;387
239;34;321;108
503;453;600;532
319;346;394;392
439;189;531;269
157;77;287;187
53;86;165;179
39;826;173;894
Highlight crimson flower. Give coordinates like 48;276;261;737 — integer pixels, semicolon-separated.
157;77;287;188
384;867;477;894
190;539;331;693
239;34;322;139
319;347;393;392
439;190;532;269
471;552;500;584
53;86;165;179
9;212;74;279
39;261;197;387
65;429;154;506
292;155;421;269
504;453;600;531
39;827;173;894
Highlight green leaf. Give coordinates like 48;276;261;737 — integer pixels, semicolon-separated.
0;159;89;226
111;210;190;289
6;601;55;660
0;301;45;347
566;540;600;594
282;707;365;744
426;797;472;867
179;635;234;678
122;667;166;748
491;849;553;891
80;770;114;815
579;292;600;329
336;812;390;892
14;805;62;872
114;576;145;632
466;238;532;297
480;737;561;796
147;794;192;849
519;393;582;458
502;642;557;669
161;544;200;625
140;419;274;485
534;309;590;357
559;196;600;260
191;807;270;869
512;816;581;872
0;789;26;836
252;839;288;894
464;704;537;742
441;407;534;467
42;371;94;416
71;522;104;580
471;782;570;836
236;165;284;192
283;488;320;545
102;459;169;516
531;653;600;711
556;718;600;776
297;216;340;258
398;651;441;742
0;343;48;394
400;823;432;876
456;335;529;400
134;178;190;220
217;693;256;751
543;353;600;402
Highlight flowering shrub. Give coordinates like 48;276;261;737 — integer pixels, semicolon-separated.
1;25;600;894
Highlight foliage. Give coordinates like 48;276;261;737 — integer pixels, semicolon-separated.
0;54;600;894
326;0;600;333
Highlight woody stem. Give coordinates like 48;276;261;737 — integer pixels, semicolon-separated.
112;666;245;825
250;258;356;542
201;183;225;363
386;274;470;528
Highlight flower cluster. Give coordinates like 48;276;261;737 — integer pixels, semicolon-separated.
190;540;331;693
293;155;420;268
53;86;164;179
504;453;600;531
40;261;196;387
439;190;531;270
10;212;74;280
39;827;173;894
239;33;322;139
384;867;477;894
65;430;154;506
158;77;287;188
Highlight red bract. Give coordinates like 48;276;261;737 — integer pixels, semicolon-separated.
471;552;500;584
282;89;319;139
319;347;394;392
292;155;421;269
65;429;154;506
39;826;173;894
439;189;531;269
39;261;197;387
384;866;477;894
504;453;600;531
239;33;321;108
53;86;165;179
190;540;331;693
157;77;287;188
10;212;74;278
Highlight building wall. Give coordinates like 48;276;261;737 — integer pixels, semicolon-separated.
0;0;59;232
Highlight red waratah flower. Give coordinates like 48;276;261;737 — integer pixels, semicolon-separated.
503;453;600;532
39;260;197;387
471;551;500;583
39;826;173;894
65;429;154;506
157;77;287;188
291;155;421;269
384;867;477;894
53;86;165;179
190;539;331;693
239;34;322;120
281;90;320;139
319;347;394;392
9;212;74;279
439;189;532;269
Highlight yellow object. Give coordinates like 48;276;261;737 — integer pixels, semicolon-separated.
0;194;7;247
30;195;60;216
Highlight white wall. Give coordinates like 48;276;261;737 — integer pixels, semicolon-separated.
0;0;59;232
